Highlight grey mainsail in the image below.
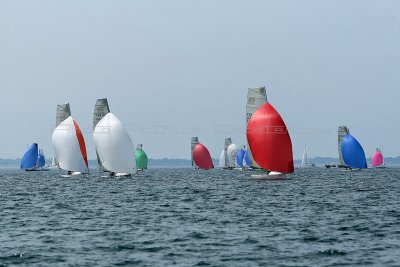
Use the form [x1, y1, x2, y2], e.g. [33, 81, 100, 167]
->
[93, 98, 111, 172]
[246, 86, 267, 168]
[56, 103, 71, 128]
[191, 137, 199, 168]
[338, 126, 349, 166]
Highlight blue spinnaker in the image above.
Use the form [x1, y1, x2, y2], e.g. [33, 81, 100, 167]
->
[20, 143, 39, 170]
[341, 134, 367, 169]
[244, 149, 251, 167]
[236, 149, 245, 167]
[38, 152, 46, 168]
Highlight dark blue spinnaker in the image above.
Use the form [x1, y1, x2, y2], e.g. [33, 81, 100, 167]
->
[244, 149, 251, 167]
[341, 134, 367, 169]
[38, 151, 46, 168]
[20, 143, 39, 170]
[236, 149, 245, 167]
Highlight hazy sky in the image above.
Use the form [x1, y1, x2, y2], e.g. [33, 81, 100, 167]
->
[1, 0, 399, 160]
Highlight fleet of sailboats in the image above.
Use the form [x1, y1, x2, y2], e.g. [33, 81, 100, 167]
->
[18, 89, 388, 176]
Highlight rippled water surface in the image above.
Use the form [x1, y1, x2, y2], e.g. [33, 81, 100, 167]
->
[1, 167, 400, 266]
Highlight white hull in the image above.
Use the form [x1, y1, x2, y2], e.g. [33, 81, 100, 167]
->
[60, 172, 84, 178]
[373, 165, 386, 169]
[250, 171, 286, 179]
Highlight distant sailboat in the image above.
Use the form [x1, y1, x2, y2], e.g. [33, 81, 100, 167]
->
[20, 143, 48, 171]
[52, 103, 89, 176]
[191, 137, 214, 170]
[93, 112, 136, 177]
[219, 138, 238, 169]
[372, 148, 386, 168]
[246, 95, 294, 179]
[191, 137, 199, 168]
[236, 146, 251, 170]
[135, 144, 148, 171]
[341, 133, 367, 170]
[301, 145, 309, 167]
[246, 87, 267, 169]
[300, 145, 315, 168]
[93, 98, 111, 173]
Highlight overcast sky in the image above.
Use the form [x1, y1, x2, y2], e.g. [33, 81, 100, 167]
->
[1, 0, 399, 160]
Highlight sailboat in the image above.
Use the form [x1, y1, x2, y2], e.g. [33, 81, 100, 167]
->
[20, 143, 48, 171]
[372, 148, 386, 168]
[191, 137, 214, 170]
[300, 145, 315, 167]
[52, 103, 89, 177]
[246, 94, 294, 179]
[135, 144, 148, 171]
[93, 111, 136, 177]
[219, 138, 238, 169]
[341, 131, 367, 170]
[93, 98, 111, 173]
[246, 87, 267, 169]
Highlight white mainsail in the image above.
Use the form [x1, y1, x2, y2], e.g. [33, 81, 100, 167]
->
[219, 150, 227, 168]
[93, 113, 135, 174]
[93, 98, 111, 172]
[52, 116, 88, 173]
[246, 87, 267, 168]
[301, 145, 308, 167]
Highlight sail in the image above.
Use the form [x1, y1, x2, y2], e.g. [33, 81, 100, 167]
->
[338, 126, 349, 166]
[54, 103, 71, 167]
[20, 143, 39, 170]
[56, 103, 71, 128]
[37, 149, 46, 168]
[246, 87, 267, 168]
[93, 98, 111, 171]
[227, 143, 238, 167]
[135, 144, 148, 170]
[52, 116, 89, 173]
[372, 148, 384, 167]
[244, 149, 251, 167]
[193, 143, 214, 170]
[341, 133, 367, 169]
[93, 113, 135, 174]
[301, 145, 308, 167]
[236, 149, 245, 167]
[246, 102, 294, 173]
[219, 150, 227, 168]
[191, 137, 199, 167]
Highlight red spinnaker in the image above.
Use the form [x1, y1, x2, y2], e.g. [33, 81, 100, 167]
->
[193, 143, 214, 170]
[73, 120, 88, 168]
[246, 103, 294, 173]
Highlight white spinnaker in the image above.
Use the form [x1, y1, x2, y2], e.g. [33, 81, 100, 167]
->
[227, 143, 238, 167]
[219, 150, 227, 168]
[52, 116, 88, 173]
[93, 113, 135, 174]
[246, 87, 266, 168]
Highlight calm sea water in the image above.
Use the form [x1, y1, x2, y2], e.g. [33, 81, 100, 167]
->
[0, 167, 399, 266]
